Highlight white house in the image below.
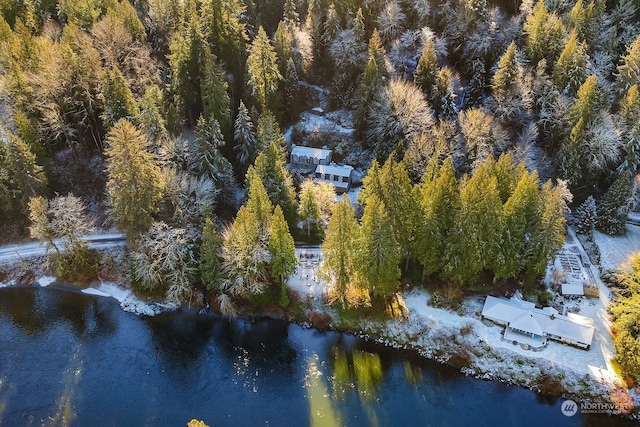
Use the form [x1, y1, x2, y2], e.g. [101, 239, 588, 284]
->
[481, 294, 594, 349]
[314, 164, 354, 193]
[290, 145, 332, 171]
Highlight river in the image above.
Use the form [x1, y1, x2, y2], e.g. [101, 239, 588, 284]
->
[0, 287, 634, 426]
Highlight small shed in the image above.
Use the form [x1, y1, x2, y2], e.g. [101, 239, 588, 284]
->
[561, 283, 585, 297]
[290, 145, 332, 171]
[314, 164, 354, 193]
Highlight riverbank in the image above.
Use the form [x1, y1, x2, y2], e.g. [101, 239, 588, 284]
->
[1, 243, 639, 418]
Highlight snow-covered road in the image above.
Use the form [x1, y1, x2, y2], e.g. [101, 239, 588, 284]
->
[0, 233, 126, 262]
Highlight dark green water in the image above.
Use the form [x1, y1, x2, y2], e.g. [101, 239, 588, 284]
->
[0, 287, 634, 426]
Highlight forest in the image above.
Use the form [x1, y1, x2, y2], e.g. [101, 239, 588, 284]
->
[0, 0, 639, 336]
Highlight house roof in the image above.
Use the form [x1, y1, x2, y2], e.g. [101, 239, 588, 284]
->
[482, 295, 594, 346]
[315, 164, 354, 177]
[291, 145, 332, 160]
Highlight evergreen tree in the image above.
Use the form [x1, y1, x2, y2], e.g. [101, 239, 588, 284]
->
[256, 109, 286, 153]
[247, 26, 282, 110]
[283, 58, 301, 122]
[597, 172, 634, 235]
[245, 169, 274, 242]
[574, 195, 597, 239]
[105, 119, 163, 244]
[101, 66, 140, 128]
[138, 85, 167, 139]
[273, 21, 294, 77]
[222, 205, 269, 297]
[433, 67, 457, 120]
[251, 141, 298, 230]
[453, 159, 503, 285]
[419, 157, 460, 277]
[200, 53, 231, 133]
[356, 194, 402, 299]
[320, 195, 358, 307]
[168, 7, 208, 125]
[523, 0, 565, 68]
[414, 39, 439, 98]
[524, 180, 569, 286]
[353, 53, 383, 138]
[617, 34, 640, 96]
[234, 100, 258, 168]
[298, 179, 335, 239]
[268, 206, 298, 284]
[200, 217, 224, 292]
[499, 169, 541, 279]
[492, 42, 524, 125]
[553, 29, 589, 96]
[283, 0, 300, 30]
[0, 131, 47, 216]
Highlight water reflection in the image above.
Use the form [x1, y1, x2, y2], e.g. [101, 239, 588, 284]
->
[330, 347, 386, 402]
[0, 287, 117, 338]
[305, 355, 343, 427]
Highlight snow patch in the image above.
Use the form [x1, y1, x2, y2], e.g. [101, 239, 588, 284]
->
[37, 276, 57, 287]
[83, 281, 178, 316]
[593, 224, 640, 271]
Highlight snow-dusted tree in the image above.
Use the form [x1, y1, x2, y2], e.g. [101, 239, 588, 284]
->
[353, 33, 388, 137]
[433, 67, 458, 120]
[222, 205, 270, 297]
[320, 195, 359, 307]
[29, 195, 96, 280]
[283, 0, 300, 30]
[619, 85, 640, 173]
[268, 206, 298, 284]
[138, 85, 167, 139]
[329, 28, 367, 104]
[597, 172, 634, 235]
[200, 217, 224, 292]
[247, 26, 282, 110]
[233, 100, 258, 168]
[567, 0, 601, 52]
[131, 222, 197, 302]
[523, 0, 565, 68]
[105, 119, 163, 244]
[283, 57, 301, 122]
[553, 29, 589, 96]
[574, 195, 597, 239]
[355, 194, 401, 299]
[414, 39, 439, 98]
[366, 78, 434, 161]
[101, 66, 140, 129]
[322, 3, 341, 45]
[458, 107, 509, 172]
[298, 179, 335, 239]
[251, 141, 298, 230]
[376, 0, 406, 43]
[616, 34, 640, 96]
[200, 53, 231, 133]
[492, 42, 525, 125]
[256, 109, 286, 153]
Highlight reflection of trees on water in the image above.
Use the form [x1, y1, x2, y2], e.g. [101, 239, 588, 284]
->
[144, 311, 214, 365]
[0, 288, 117, 338]
[219, 318, 298, 376]
[330, 347, 384, 401]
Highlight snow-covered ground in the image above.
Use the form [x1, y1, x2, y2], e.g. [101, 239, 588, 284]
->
[594, 224, 640, 272]
[81, 280, 178, 316]
[284, 231, 633, 401]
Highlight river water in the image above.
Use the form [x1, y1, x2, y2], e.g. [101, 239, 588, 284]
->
[0, 287, 634, 426]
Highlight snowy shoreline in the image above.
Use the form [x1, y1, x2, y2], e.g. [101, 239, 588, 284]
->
[1, 274, 638, 418]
